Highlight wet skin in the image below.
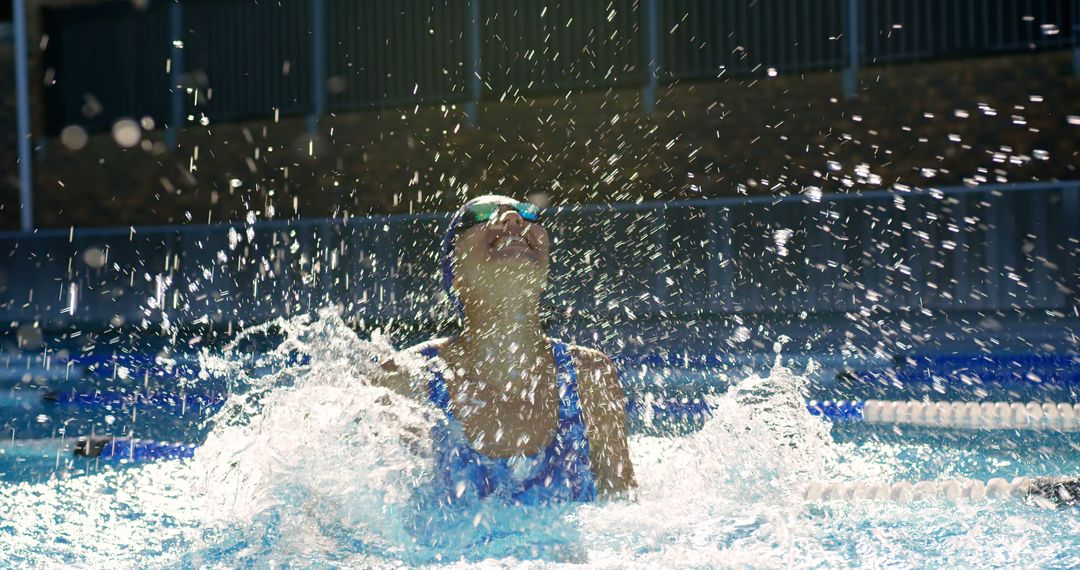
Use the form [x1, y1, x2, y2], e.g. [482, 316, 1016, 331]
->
[380, 198, 636, 496]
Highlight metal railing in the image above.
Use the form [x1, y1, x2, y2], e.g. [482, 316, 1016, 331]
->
[38, 0, 1077, 135]
[1, 180, 1076, 330]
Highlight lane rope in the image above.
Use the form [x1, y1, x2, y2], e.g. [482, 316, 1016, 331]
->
[803, 476, 1080, 508]
[808, 399, 1080, 432]
[73, 436, 197, 461]
[0, 436, 196, 462]
[7, 387, 1078, 433]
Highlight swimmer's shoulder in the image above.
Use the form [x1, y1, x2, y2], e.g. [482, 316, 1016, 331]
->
[562, 342, 637, 493]
[563, 344, 623, 397]
[564, 343, 616, 373]
[372, 338, 447, 399]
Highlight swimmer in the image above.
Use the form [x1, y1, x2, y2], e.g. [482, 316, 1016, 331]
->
[377, 195, 635, 504]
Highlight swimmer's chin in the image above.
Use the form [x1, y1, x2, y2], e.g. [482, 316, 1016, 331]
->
[485, 233, 543, 262]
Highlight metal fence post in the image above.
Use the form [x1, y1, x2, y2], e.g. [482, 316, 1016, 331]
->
[1074, 0, 1080, 77]
[308, 0, 326, 134]
[641, 0, 660, 115]
[465, 0, 482, 127]
[167, 0, 184, 149]
[13, 0, 33, 232]
[843, 0, 859, 98]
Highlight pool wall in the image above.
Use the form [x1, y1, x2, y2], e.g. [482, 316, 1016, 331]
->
[0, 180, 1076, 339]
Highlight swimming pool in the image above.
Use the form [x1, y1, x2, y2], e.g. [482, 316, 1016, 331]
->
[1, 310, 1078, 568]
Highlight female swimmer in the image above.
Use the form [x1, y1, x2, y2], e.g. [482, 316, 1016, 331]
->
[379, 195, 635, 504]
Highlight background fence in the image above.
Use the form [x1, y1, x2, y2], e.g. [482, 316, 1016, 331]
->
[1, 180, 1076, 330]
[39, 0, 1079, 135]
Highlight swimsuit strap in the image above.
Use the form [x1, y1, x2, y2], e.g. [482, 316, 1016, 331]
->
[420, 338, 597, 502]
[546, 339, 598, 501]
[417, 343, 452, 413]
[418, 339, 585, 430]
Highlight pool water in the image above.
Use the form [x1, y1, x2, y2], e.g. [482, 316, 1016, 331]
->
[1, 310, 1078, 568]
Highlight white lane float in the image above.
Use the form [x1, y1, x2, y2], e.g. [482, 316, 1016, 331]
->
[809, 399, 1080, 432]
[803, 476, 1080, 508]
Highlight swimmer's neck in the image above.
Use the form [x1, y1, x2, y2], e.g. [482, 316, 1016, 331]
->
[457, 296, 548, 361]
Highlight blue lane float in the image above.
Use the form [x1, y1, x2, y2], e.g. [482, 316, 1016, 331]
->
[806, 399, 865, 421]
[73, 436, 197, 462]
[838, 366, 1080, 386]
[12, 382, 1080, 434]
[838, 353, 1080, 386]
[612, 353, 769, 369]
[42, 389, 226, 412]
[32, 388, 712, 424]
[24, 387, 1079, 433]
[893, 353, 1080, 371]
[9, 397, 1073, 466]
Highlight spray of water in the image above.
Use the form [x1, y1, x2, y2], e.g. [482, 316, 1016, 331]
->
[2, 310, 1077, 568]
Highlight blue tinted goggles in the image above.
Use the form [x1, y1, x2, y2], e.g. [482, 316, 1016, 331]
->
[456, 200, 543, 233]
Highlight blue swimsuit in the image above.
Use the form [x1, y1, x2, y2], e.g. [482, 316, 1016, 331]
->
[418, 340, 598, 506]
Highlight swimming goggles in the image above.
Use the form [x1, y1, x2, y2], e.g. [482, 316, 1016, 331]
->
[456, 200, 542, 233]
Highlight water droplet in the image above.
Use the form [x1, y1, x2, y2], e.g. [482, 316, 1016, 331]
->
[60, 125, 89, 150]
[82, 247, 107, 269]
[1040, 23, 1059, 35]
[112, 119, 142, 148]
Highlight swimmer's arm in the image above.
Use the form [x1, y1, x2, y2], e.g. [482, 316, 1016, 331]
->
[574, 347, 637, 498]
[369, 346, 429, 400]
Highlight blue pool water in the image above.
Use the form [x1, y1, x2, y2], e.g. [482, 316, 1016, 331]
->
[1, 311, 1078, 568]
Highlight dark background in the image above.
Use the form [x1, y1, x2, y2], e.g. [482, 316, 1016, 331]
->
[0, 0, 1077, 229]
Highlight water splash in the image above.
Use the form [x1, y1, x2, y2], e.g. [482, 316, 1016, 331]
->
[1, 310, 1078, 567]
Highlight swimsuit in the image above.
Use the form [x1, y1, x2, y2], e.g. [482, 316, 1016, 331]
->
[418, 339, 597, 506]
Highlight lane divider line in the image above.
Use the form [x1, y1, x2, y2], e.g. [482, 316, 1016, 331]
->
[808, 399, 1080, 432]
[803, 476, 1080, 508]
[0, 436, 196, 463]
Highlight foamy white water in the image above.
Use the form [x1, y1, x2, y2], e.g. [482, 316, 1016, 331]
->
[1, 309, 1077, 568]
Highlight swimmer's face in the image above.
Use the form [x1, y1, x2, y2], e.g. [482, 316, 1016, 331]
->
[452, 197, 550, 304]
